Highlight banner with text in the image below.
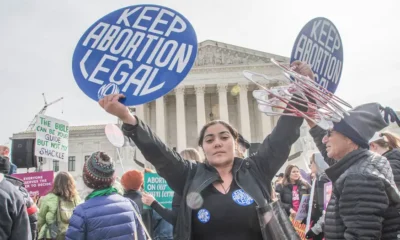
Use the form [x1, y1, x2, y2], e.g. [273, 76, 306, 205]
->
[291, 17, 343, 93]
[72, 4, 198, 106]
[144, 172, 174, 209]
[35, 114, 69, 161]
[295, 194, 310, 221]
[12, 171, 54, 197]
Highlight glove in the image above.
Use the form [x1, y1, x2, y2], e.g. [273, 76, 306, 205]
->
[305, 229, 317, 239]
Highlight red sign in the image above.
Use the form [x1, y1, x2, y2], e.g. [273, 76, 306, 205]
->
[12, 171, 54, 197]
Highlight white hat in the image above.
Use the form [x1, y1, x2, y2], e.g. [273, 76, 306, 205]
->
[369, 132, 384, 144]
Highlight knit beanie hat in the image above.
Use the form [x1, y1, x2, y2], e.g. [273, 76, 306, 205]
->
[83, 151, 116, 189]
[332, 103, 398, 149]
[0, 155, 10, 174]
[121, 170, 144, 191]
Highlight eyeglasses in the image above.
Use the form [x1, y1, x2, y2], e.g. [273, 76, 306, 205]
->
[326, 129, 333, 137]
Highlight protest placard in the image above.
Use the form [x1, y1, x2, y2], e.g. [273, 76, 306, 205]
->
[324, 181, 333, 210]
[144, 172, 174, 209]
[291, 17, 343, 93]
[295, 194, 310, 221]
[35, 114, 69, 161]
[72, 5, 198, 105]
[12, 171, 54, 197]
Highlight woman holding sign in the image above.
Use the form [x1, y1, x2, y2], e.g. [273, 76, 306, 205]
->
[99, 61, 313, 240]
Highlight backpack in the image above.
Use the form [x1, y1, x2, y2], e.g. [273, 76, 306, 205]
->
[48, 198, 77, 240]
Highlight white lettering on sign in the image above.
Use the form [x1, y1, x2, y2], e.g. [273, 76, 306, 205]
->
[293, 19, 342, 86]
[79, 6, 194, 97]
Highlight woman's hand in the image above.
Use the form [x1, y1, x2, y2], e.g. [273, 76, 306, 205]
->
[98, 94, 137, 125]
[141, 192, 156, 206]
[290, 208, 297, 218]
[291, 60, 314, 80]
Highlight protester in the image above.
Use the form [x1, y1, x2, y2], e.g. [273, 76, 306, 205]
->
[237, 133, 250, 157]
[274, 173, 284, 188]
[308, 103, 400, 240]
[121, 169, 145, 214]
[0, 145, 17, 174]
[305, 153, 330, 240]
[38, 171, 80, 240]
[0, 156, 32, 240]
[275, 164, 311, 218]
[98, 61, 312, 240]
[0, 154, 38, 240]
[66, 151, 146, 240]
[369, 131, 400, 188]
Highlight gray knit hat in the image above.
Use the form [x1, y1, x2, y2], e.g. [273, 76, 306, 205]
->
[332, 103, 399, 149]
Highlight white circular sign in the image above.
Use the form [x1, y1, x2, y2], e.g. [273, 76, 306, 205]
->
[105, 124, 125, 148]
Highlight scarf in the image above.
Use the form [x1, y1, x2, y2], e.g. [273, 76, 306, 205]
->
[85, 187, 118, 201]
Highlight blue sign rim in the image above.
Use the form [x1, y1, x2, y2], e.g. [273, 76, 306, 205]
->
[290, 17, 343, 94]
[72, 4, 198, 106]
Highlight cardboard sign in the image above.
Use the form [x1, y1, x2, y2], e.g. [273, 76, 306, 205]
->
[35, 114, 69, 161]
[295, 194, 310, 221]
[290, 217, 307, 240]
[324, 181, 333, 210]
[144, 173, 174, 209]
[72, 5, 198, 105]
[12, 171, 54, 197]
[291, 17, 343, 93]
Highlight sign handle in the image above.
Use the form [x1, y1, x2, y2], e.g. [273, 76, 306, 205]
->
[116, 148, 125, 173]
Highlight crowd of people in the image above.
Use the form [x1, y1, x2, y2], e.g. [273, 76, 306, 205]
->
[1, 61, 400, 239]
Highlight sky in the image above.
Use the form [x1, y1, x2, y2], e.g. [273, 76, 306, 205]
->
[1, 0, 399, 145]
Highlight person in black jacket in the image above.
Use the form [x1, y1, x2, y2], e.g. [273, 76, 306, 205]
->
[99, 61, 312, 240]
[0, 157, 32, 240]
[275, 164, 311, 218]
[0, 155, 38, 240]
[305, 152, 330, 240]
[369, 131, 400, 189]
[308, 103, 400, 240]
[121, 169, 145, 213]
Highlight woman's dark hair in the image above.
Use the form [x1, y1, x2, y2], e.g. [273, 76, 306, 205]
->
[51, 171, 78, 201]
[198, 120, 239, 147]
[282, 164, 299, 186]
[374, 132, 400, 150]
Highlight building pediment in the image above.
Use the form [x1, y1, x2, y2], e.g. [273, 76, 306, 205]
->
[193, 40, 289, 67]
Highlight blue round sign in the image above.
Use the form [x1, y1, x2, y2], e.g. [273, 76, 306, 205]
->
[72, 5, 198, 105]
[290, 17, 343, 94]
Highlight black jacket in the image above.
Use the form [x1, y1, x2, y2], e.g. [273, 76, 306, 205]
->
[151, 193, 181, 226]
[384, 148, 400, 189]
[0, 174, 32, 240]
[122, 114, 303, 240]
[275, 180, 310, 215]
[5, 175, 38, 240]
[311, 126, 400, 240]
[124, 190, 143, 214]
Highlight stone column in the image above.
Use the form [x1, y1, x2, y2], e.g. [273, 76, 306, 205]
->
[257, 84, 273, 137]
[239, 83, 251, 141]
[175, 87, 186, 151]
[156, 96, 166, 142]
[195, 85, 206, 135]
[134, 105, 145, 121]
[217, 84, 229, 122]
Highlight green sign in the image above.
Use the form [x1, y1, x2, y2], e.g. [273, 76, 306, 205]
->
[144, 173, 174, 209]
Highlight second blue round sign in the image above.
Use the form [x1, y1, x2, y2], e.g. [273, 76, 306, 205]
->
[72, 5, 198, 105]
[291, 17, 343, 94]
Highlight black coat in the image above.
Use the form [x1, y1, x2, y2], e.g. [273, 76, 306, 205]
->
[122, 113, 304, 240]
[384, 148, 400, 189]
[311, 126, 400, 240]
[124, 190, 143, 214]
[275, 180, 310, 215]
[0, 174, 32, 240]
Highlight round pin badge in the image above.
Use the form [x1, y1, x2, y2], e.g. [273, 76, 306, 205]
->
[197, 209, 211, 223]
[232, 189, 254, 206]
